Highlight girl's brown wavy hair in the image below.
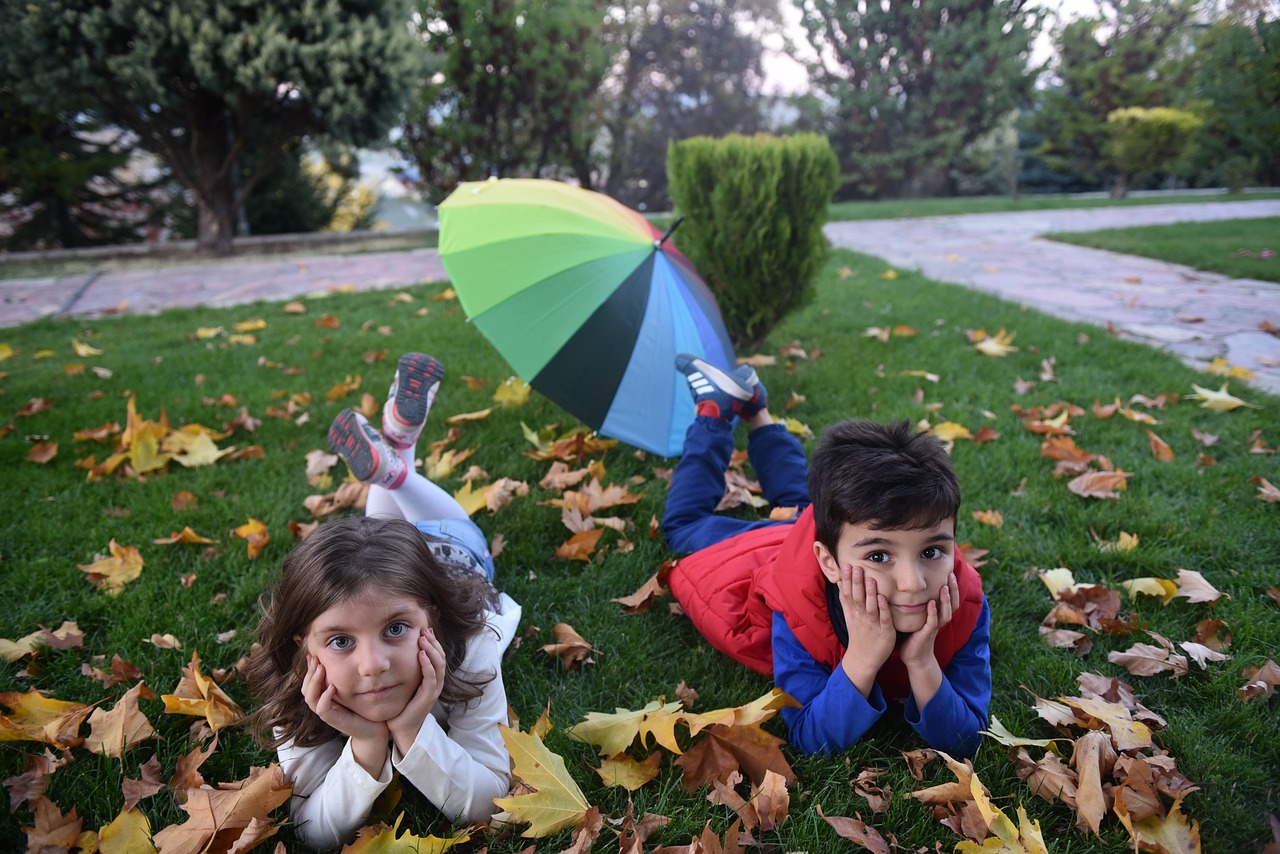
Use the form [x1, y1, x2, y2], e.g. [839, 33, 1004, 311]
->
[246, 515, 496, 750]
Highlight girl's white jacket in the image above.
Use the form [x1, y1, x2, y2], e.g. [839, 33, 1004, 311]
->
[277, 592, 521, 851]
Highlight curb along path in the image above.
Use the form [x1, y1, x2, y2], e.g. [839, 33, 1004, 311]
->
[2, 201, 1277, 395]
[824, 200, 1280, 395]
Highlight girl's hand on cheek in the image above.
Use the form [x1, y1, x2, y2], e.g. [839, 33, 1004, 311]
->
[388, 627, 446, 755]
[301, 654, 387, 744]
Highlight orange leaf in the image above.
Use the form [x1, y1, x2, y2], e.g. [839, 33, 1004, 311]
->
[324, 373, 361, 401]
[971, 509, 1004, 528]
[26, 442, 58, 463]
[151, 764, 291, 853]
[611, 571, 669, 614]
[153, 526, 215, 545]
[556, 528, 604, 562]
[161, 651, 244, 731]
[1067, 470, 1133, 499]
[312, 313, 340, 328]
[1146, 429, 1175, 461]
[539, 623, 594, 669]
[0, 690, 92, 748]
[21, 797, 84, 852]
[232, 518, 269, 559]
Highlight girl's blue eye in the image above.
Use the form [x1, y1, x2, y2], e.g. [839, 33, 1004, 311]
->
[327, 636, 352, 651]
[386, 622, 409, 638]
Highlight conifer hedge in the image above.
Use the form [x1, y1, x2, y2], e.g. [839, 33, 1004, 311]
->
[666, 133, 839, 350]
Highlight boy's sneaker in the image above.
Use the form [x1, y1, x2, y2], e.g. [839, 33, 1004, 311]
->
[675, 353, 760, 421]
[733, 365, 768, 418]
[382, 352, 445, 449]
[327, 409, 408, 489]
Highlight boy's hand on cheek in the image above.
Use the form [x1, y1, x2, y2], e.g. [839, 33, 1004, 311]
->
[388, 627, 446, 755]
[900, 571, 957, 667]
[837, 565, 896, 697]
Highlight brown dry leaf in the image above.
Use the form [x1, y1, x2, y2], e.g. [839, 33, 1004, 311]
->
[676, 681, 699, 710]
[161, 651, 244, 731]
[1115, 795, 1201, 854]
[168, 737, 218, 796]
[909, 751, 980, 805]
[1192, 619, 1231, 651]
[232, 517, 269, 559]
[1071, 729, 1117, 835]
[540, 623, 594, 669]
[852, 767, 892, 814]
[444, 407, 494, 424]
[485, 477, 529, 513]
[1173, 568, 1228, 603]
[817, 804, 891, 854]
[539, 461, 591, 491]
[1062, 695, 1154, 751]
[304, 480, 369, 517]
[493, 725, 591, 838]
[123, 754, 166, 810]
[1068, 470, 1133, 499]
[611, 571, 669, 614]
[2, 750, 68, 812]
[1237, 659, 1280, 702]
[1146, 430, 1176, 461]
[1251, 476, 1280, 503]
[21, 796, 86, 852]
[78, 539, 144, 595]
[26, 441, 58, 463]
[596, 752, 662, 791]
[304, 449, 339, 487]
[1178, 641, 1230, 669]
[1, 621, 84, 663]
[559, 807, 603, 854]
[556, 528, 604, 562]
[678, 722, 795, 790]
[84, 681, 158, 757]
[901, 748, 938, 781]
[146, 633, 182, 650]
[0, 689, 92, 748]
[152, 763, 291, 854]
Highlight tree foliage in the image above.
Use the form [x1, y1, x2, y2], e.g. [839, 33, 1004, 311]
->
[598, 0, 778, 211]
[1027, 0, 1196, 194]
[1188, 15, 1280, 189]
[0, 0, 418, 254]
[399, 0, 609, 202]
[1105, 107, 1203, 198]
[795, 0, 1041, 199]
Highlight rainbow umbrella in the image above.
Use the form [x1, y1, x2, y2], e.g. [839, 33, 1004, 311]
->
[437, 177, 735, 457]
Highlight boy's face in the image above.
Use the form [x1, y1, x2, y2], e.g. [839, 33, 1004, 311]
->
[814, 517, 956, 634]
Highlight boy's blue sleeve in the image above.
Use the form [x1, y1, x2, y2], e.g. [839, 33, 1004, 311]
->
[904, 598, 992, 758]
[773, 613, 886, 755]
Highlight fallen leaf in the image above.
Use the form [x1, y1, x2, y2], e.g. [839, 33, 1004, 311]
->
[1071, 730, 1116, 835]
[1236, 659, 1280, 702]
[556, 528, 604, 562]
[971, 509, 1003, 528]
[153, 527, 215, 545]
[611, 572, 669, 614]
[1187, 382, 1259, 412]
[817, 805, 891, 854]
[539, 623, 594, 669]
[1174, 568, 1228, 603]
[161, 651, 244, 731]
[1146, 430, 1175, 461]
[84, 682, 158, 758]
[493, 377, 531, 406]
[78, 540, 144, 595]
[1251, 476, 1280, 503]
[0, 690, 92, 748]
[152, 764, 290, 853]
[596, 752, 662, 791]
[232, 518, 269, 559]
[1067, 470, 1133, 499]
[122, 755, 166, 810]
[342, 814, 469, 853]
[21, 797, 84, 852]
[975, 328, 1018, 357]
[26, 442, 57, 463]
[493, 725, 591, 837]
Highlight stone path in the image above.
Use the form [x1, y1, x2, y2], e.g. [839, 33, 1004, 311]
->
[2, 200, 1277, 394]
[824, 200, 1280, 395]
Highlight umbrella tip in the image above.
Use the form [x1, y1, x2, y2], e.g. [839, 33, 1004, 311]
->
[655, 215, 685, 248]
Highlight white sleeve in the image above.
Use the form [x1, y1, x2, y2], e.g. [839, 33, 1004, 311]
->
[278, 733, 393, 851]
[392, 594, 521, 824]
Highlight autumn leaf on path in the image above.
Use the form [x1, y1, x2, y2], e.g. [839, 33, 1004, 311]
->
[78, 539, 144, 594]
[539, 623, 595, 669]
[161, 652, 244, 731]
[151, 763, 291, 854]
[1067, 470, 1133, 499]
[0, 689, 92, 748]
[85, 681, 158, 757]
[232, 517, 269, 559]
[342, 812, 470, 853]
[493, 725, 591, 838]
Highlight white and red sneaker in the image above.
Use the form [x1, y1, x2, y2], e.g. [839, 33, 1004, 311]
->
[382, 352, 445, 449]
[327, 408, 407, 489]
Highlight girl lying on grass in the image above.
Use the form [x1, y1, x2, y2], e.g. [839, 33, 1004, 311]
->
[247, 353, 520, 850]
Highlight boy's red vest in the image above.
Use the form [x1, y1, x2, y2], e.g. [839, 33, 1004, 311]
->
[667, 506, 984, 700]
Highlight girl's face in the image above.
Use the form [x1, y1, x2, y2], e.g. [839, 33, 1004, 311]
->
[301, 591, 433, 722]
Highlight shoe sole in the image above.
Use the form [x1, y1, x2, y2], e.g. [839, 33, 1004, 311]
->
[327, 411, 380, 483]
[391, 353, 445, 428]
[676, 354, 754, 401]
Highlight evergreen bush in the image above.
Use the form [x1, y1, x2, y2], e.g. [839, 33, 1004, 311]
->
[666, 133, 839, 351]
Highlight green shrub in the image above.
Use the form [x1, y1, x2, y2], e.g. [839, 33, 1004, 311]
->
[1105, 106, 1203, 198]
[666, 133, 839, 351]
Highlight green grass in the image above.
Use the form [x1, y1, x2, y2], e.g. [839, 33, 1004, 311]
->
[2, 253, 1278, 851]
[827, 190, 1280, 221]
[1048, 217, 1280, 284]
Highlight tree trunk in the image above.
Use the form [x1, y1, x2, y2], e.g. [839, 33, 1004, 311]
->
[190, 98, 238, 256]
[1111, 171, 1131, 199]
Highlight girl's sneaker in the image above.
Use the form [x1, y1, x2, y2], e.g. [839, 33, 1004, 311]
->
[327, 409, 407, 489]
[382, 352, 445, 449]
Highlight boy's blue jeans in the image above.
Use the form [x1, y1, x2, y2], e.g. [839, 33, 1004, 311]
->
[662, 416, 812, 554]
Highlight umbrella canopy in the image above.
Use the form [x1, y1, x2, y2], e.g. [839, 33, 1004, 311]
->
[438, 177, 735, 457]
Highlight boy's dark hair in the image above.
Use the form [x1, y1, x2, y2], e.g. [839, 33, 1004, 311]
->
[807, 418, 961, 551]
[246, 515, 495, 750]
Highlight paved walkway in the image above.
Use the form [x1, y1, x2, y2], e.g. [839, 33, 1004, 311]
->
[2, 201, 1277, 394]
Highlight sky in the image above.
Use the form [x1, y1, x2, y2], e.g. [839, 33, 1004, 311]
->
[760, 0, 1105, 95]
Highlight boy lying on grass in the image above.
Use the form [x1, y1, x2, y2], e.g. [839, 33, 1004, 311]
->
[663, 356, 990, 756]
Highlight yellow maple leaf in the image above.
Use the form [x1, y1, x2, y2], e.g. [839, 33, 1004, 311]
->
[956, 770, 1049, 854]
[1188, 381, 1260, 412]
[194, 326, 225, 340]
[343, 813, 469, 853]
[0, 343, 14, 361]
[452, 479, 490, 516]
[880, 269, 899, 280]
[568, 700, 681, 757]
[494, 725, 591, 837]
[1119, 576, 1178, 605]
[164, 430, 233, 467]
[975, 328, 1019, 357]
[1204, 356, 1256, 380]
[444, 407, 495, 424]
[78, 540, 144, 595]
[783, 417, 813, 439]
[153, 527, 216, 545]
[96, 807, 154, 852]
[72, 338, 103, 356]
[1096, 530, 1140, 553]
[596, 753, 662, 791]
[1115, 796, 1201, 854]
[129, 422, 171, 473]
[493, 377, 531, 406]
[932, 421, 973, 442]
[161, 651, 244, 731]
[233, 319, 266, 332]
[0, 689, 93, 748]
